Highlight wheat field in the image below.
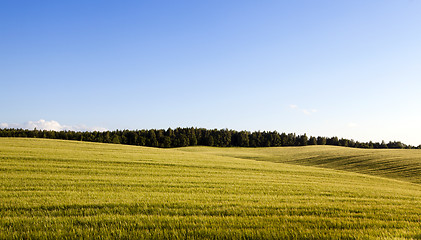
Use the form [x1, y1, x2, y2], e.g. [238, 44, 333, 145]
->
[1, 138, 420, 239]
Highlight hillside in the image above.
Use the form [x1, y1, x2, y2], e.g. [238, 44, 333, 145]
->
[179, 146, 421, 184]
[1, 138, 421, 239]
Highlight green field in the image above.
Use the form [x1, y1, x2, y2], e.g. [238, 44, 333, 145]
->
[180, 146, 421, 184]
[1, 138, 421, 239]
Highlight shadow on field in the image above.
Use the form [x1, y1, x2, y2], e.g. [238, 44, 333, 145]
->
[410, 233, 421, 239]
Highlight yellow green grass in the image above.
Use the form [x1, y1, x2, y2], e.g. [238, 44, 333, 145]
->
[179, 146, 421, 184]
[1, 138, 421, 239]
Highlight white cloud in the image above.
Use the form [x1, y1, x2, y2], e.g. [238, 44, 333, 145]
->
[0, 119, 107, 132]
[347, 122, 358, 128]
[302, 109, 310, 115]
[289, 104, 317, 116]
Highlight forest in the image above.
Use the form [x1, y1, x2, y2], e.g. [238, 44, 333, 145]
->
[0, 128, 419, 149]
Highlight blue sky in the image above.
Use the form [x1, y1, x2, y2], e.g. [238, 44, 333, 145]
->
[1, 0, 421, 145]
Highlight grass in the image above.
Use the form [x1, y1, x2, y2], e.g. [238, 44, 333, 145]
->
[1, 138, 421, 239]
[179, 146, 421, 184]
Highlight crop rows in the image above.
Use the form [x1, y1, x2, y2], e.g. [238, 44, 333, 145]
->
[1, 138, 421, 239]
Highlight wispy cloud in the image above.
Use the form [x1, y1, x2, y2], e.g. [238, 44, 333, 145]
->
[289, 104, 317, 115]
[0, 119, 107, 132]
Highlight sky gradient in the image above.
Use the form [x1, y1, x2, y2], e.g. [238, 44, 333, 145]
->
[1, 1, 421, 145]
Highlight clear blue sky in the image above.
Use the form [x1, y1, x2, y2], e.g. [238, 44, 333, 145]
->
[1, 0, 421, 145]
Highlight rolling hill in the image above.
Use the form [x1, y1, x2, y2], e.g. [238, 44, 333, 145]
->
[178, 145, 421, 184]
[1, 138, 420, 239]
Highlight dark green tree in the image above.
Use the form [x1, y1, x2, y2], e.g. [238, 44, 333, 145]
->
[148, 130, 158, 147]
[308, 136, 317, 145]
[299, 134, 308, 146]
[112, 135, 120, 144]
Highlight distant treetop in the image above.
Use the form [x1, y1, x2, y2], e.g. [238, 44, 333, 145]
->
[0, 128, 418, 149]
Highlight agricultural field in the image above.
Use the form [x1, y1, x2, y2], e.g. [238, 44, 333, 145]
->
[180, 146, 421, 184]
[1, 138, 421, 239]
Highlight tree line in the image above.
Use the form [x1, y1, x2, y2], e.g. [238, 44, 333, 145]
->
[0, 128, 419, 149]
